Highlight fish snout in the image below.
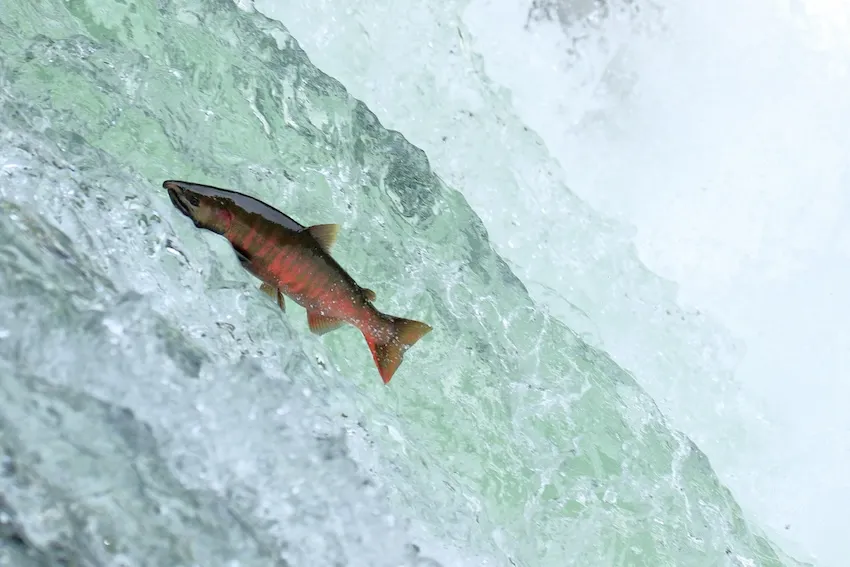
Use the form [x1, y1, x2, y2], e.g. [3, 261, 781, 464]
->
[164, 181, 200, 220]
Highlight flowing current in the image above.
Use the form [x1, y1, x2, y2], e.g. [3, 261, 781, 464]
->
[0, 0, 841, 565]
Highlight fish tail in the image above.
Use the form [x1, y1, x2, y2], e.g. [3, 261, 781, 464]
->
[364, 315, 432, 384]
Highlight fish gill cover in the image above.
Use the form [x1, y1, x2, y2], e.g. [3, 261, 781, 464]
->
[0, 0, 808, 566]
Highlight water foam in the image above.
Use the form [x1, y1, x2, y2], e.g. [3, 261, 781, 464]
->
[0, 0, 823, 564]
[464, 1, 850, 563]
[261, 0, 848, 564]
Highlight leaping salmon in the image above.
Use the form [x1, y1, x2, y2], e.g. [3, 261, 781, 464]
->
[163, 179, 432, 384]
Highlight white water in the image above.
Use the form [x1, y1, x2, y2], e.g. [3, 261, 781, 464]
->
[253, 0, 850, 564]
[464, 0, 850, 564]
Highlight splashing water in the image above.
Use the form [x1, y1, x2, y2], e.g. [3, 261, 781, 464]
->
[0, 0, 814, 565]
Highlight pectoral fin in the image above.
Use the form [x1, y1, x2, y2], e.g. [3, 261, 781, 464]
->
[234, 247, 261, 278]
[259, 283, 285, 311]
[234, 247, 250, 264]
[307, 310, 345, 335]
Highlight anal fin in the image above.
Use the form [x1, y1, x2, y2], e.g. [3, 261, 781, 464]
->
[307, 310, 345, 335]
[259, 283, 285, 311]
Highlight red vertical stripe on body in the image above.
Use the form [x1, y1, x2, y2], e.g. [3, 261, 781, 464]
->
[267, 249, 286, 275]
[280, 249, 297, 274]
[239, 223, 259, 252]
[255, 234, 277, 261]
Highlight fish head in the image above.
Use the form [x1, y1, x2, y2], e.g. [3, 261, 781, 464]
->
[163, 180, 233, 234]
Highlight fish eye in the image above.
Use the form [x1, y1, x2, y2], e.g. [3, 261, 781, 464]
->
[187, 194, 200, 206]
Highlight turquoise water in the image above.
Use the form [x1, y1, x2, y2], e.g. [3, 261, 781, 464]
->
[0, 0, 810, 565]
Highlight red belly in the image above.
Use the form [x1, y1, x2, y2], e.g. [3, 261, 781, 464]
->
[267, 245, 363, 322]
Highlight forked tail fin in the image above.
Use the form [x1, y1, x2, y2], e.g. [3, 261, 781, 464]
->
[364, 315, 432, 384]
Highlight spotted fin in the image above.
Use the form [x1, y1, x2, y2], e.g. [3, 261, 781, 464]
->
[307, 223, 340, 253]
[259, 283, 285, 311]
[363, 316, 432, 384]
[307, 310, 345, 335]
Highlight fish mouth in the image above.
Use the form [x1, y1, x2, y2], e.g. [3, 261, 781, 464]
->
[164, 180, 197, 220]
[167, 187, 193, 218]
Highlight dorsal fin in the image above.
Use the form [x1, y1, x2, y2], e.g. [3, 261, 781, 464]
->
[307, 223, 340, 253]
[362, 288, 376, 302]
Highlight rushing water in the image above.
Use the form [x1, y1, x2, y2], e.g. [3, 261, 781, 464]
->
[0, 0, 814, 565]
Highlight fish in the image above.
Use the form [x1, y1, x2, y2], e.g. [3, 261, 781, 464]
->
[163, 179, 432, 384]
